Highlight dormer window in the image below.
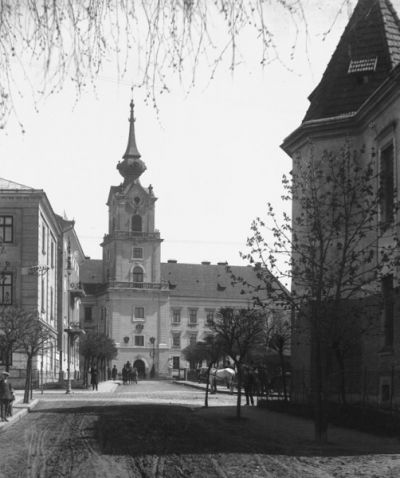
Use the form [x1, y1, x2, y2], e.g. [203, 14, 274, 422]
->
[132, 215, 142, 232]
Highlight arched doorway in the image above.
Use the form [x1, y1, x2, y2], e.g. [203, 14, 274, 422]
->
[134, 359, 146, 379]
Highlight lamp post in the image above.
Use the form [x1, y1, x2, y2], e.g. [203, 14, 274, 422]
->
[149, 336, 156, 378]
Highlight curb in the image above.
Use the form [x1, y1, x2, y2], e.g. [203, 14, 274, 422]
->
[173, 380, 236, 395]
[0, 398, 39, 432]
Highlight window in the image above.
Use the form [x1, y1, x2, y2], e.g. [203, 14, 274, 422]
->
[172, 333, 181, 348]
[206, 310, 215, 325]
[0, 348, 12, 366]
[0, 273, 12, 305]
[132, 215, 142, 232]
[135, 335, 144, 346]
[189, 334, 197, 346]
[172, 356, 180, 369]
[50, 286, 54, 321]
[0, 216, 13, 243]
[132, 266, 143, 283]
[172, 309, 181, 324]
[133, 247, 143, 259]
[135, 307, 144, 319]
[382, 275, 394, 347]
[189, 309, 197, 325]
[42, 225, 46, 254]
[50, 241, 54, 268]
[84, 307, 93, 322]
[380, 143, 394, 228]
[41, 277, 45, 312]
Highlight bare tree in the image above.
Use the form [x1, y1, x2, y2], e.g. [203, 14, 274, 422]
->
[210, 307, 266, 418]
[182, 335, 225, 407]
[0, 306, 30, 372]
[237, 143, 399, 441]
[19, 315, 52, 403]
[0, 0, 345, 128]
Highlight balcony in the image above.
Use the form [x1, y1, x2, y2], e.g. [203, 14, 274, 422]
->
[103, 230, 161, 243]
[108, 281, 169, 290]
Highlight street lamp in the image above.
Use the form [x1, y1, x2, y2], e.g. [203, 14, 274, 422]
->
[149, 336, 156, 378]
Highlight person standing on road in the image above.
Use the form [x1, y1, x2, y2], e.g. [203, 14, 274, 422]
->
[243, 365, 255, 406]
[90, 366, 98, 391]
[0, 371, 14, 421]
[111, 365, 118, 381]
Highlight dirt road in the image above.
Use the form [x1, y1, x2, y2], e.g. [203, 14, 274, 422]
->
[0, 381, 399, 477]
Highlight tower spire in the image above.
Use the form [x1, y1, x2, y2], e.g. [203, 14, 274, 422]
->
[123, 100, 141, 159]
[117, 100, 146, 184]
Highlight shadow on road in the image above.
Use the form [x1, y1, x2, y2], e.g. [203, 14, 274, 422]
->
[29, 403, 400, 458]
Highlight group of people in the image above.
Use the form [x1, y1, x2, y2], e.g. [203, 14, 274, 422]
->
[121, 361, 138, 385]
[0, 371, 14, 421]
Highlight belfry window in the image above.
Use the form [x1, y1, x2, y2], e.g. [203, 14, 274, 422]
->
[132, 266, 144, 283]
[132, 215, 142, 232]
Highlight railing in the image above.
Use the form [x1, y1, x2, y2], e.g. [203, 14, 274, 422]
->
[108, 281, 169, 290]
[103, 230, 161, 242]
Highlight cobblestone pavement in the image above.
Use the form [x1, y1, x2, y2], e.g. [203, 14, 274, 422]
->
[2, 380, 400, 478]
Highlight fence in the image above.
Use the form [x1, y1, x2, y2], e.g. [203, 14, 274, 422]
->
[290, 366, 400, 412]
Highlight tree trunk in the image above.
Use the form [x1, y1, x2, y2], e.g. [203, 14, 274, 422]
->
[279, 349, 287, 402]
[334, 348, 346, 405]
[23, 355, 32, 403]
[313, 327, 328, 443]
[236, 365, 242, 419]
[204, 364, 213, 408]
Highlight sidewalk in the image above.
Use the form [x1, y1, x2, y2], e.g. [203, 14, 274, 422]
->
[0, 380, 119, 432]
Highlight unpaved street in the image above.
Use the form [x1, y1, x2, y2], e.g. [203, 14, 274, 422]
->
[0, 381, 400, 477]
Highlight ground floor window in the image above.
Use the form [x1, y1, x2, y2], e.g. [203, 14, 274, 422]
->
[172, 356, 180, 369]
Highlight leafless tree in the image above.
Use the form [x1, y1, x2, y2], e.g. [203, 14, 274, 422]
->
[0, 1, 356, 128]
[211, 307, 266, 418]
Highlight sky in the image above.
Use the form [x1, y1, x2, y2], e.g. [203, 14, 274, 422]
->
[0, 0, 384, 267]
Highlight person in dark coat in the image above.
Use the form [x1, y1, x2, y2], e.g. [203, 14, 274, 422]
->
[90, 366, 98, 391]
[111, 365, 118, 381]
[0, 371, 14, 421]
[242, 365, 255, 406]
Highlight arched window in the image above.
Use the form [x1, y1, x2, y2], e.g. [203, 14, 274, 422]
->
[132, 266, 144, 283]
[131, 215, 142, 232]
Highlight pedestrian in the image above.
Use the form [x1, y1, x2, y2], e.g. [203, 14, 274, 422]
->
[0, 371, 14, 422]
[132, 366, 138, 384]
[111, 365, 118, 381]
[242, 365, 255, 406]
[90, 366, 98, 391]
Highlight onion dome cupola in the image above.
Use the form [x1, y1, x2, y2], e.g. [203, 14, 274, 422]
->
[117, 100, 147, 184]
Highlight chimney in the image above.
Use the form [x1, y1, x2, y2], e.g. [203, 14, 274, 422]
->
[168, 259, 177, 263]
[201, 261, 211, 265]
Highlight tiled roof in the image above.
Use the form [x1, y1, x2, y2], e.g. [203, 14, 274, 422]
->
[304, 0, 400, 121]
[0, 177, 34, 190]
[160, 262, 274, 301]
[81, 259, 281, 302]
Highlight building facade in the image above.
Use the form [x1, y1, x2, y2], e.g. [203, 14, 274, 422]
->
[0, 178, 85, 384]
[282, 0, 400, 405]
[81, 101, 272, 378]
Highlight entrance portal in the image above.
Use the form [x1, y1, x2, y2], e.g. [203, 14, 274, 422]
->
[134, 359, 146, 379]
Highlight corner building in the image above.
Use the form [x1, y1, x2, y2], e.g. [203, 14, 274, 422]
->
[282, 0, 400, 405]
[81, 101, 269, 378]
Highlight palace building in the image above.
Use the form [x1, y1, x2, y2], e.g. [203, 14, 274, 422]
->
[80, 101, 270, 378]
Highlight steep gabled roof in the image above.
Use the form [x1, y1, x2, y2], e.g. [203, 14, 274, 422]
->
[304, 0, 400, 122]
[0, 177, 33, 190]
